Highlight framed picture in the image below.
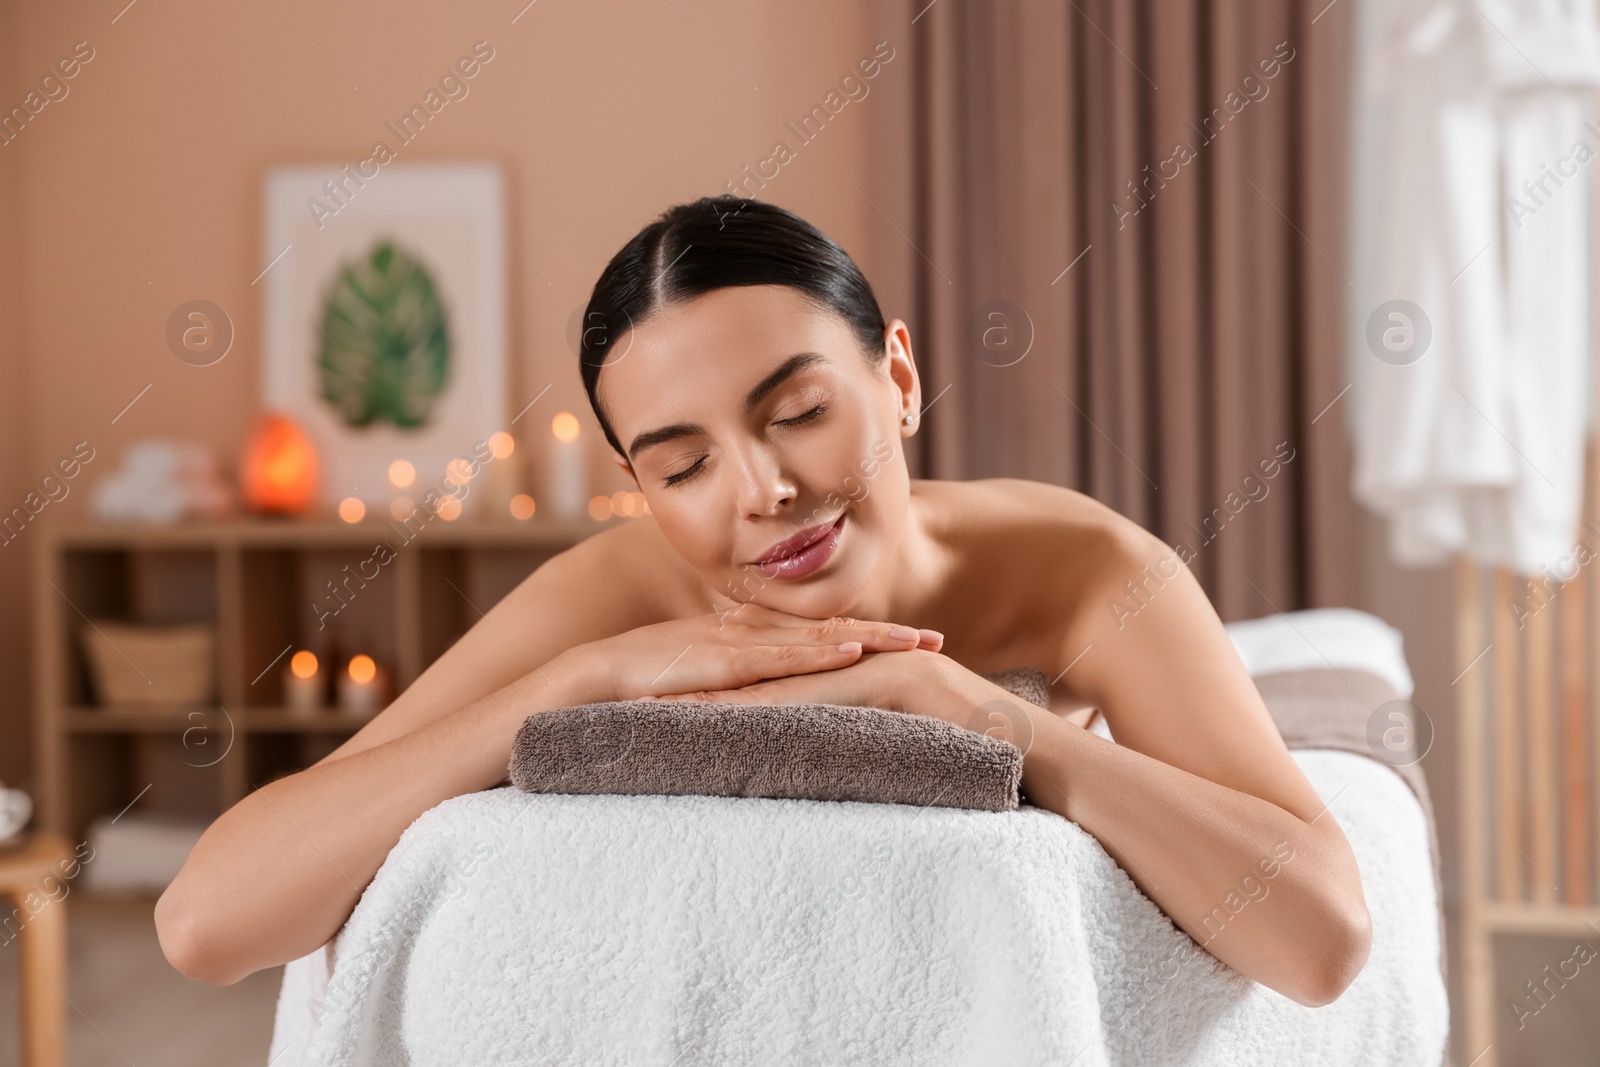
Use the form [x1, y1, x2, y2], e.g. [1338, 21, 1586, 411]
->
[260, 161, 507, 518]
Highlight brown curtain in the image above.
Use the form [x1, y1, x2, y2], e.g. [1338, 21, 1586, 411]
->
[863, 0, 1359, 621]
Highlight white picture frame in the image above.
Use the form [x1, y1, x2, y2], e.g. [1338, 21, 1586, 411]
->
[260, 161, 507, 518]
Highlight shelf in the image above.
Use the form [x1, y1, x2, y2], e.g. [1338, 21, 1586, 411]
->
[65, 708, 188, 733]
[44, 515, 617, 550]
[35, 515, 605, 839]
[239, 709, 378, 732]
[63, 706, 378, 733]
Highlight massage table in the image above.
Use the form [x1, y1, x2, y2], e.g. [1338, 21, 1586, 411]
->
[267, 608, 1449, 1066]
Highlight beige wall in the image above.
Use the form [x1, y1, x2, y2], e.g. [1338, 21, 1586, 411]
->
[0, 0, 883, 790]
[1, 0, 31, 789]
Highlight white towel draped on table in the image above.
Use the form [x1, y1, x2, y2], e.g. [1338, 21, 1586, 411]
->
[267, 611, 1445, 1067]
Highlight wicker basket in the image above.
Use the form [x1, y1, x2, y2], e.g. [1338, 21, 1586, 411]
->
[79, 619, 216, 706]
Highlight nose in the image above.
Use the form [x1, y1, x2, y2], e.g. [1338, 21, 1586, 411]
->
[734, 441, 797, 518]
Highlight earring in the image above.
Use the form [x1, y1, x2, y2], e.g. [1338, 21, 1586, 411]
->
[903, 413, 916, 426]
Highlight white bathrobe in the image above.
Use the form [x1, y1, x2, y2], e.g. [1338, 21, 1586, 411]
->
[1351, 0, 1600, 576]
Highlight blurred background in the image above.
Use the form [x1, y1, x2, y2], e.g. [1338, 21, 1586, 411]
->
[0, 0, 1597, 1063]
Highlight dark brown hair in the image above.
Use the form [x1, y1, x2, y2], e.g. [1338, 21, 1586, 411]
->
[578, 195, 888, 459]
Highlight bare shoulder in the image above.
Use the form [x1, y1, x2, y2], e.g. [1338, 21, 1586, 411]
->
[919, 476, 1165, 576]
[915, 478, 1169, 680]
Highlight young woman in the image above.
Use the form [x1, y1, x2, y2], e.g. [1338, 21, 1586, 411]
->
[156, 196, 1371, 1007]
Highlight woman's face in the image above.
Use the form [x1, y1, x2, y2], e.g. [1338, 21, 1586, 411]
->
[596, 284, 920, 619]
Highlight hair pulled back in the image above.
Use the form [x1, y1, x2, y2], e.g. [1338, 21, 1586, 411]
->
[578, 195, 888, 460]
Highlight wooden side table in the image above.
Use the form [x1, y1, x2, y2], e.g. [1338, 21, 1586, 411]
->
[0, 833, 71, 1067]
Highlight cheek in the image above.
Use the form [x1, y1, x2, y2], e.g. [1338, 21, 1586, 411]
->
[821, 441, 871, 499]
[835, 421, 904, 505]
[823, 427, 910, 551]
[848, 457, 909, 553]
[652, 495, 734, 573]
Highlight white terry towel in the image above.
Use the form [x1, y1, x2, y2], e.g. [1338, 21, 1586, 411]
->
[1351, 0, 1599, 576]
[273, 753, 1443, 1067]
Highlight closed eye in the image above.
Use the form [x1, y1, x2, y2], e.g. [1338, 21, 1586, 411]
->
[777, 403, 827, 427]
[662, 456, 705, 488]
[662, 404, 827, 488]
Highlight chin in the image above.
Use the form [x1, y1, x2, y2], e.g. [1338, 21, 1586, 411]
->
[774, 586, 861, 620]
[771, 556, 881, 619]
[706, 556, 841, 617]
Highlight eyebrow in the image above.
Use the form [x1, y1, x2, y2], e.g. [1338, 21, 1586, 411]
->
[625, 352, 828, 462]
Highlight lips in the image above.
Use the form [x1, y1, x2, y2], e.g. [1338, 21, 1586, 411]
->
[755, 513, 844, 564]
[752, 511, 851, 579]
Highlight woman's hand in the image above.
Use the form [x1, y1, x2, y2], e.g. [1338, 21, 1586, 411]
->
[643, 647, 1046, 757]
[561, 602, 945, 704]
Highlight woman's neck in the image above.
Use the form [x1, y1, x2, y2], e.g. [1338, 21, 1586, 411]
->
[858, 479, 957, 627]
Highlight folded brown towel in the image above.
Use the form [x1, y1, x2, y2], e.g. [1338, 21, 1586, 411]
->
[508, 668, 1050, 812]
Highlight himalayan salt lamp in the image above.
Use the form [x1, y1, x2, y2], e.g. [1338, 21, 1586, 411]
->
[239, 413, 319, 516]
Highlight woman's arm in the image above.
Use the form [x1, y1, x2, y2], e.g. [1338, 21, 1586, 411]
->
[918, 661, 1370, 1007]
[153, 529, 656, 985]
[1018, 711, 1369, 1007]
[154, 653, 594, 986]
[155, 525, 938, 986]
[639, 496, 1371, 1005]
[931, 523, 1372, 1007]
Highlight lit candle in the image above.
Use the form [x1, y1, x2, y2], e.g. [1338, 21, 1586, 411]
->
[548, 412, 586, 519]
[284, 650, 322, 716]
[338, 654, 384, 715]
[485, 431, 520, 519]
[389, 459, 416, 490]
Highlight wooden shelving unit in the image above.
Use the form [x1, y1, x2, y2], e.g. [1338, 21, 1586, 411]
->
[31, 515, 607, 841]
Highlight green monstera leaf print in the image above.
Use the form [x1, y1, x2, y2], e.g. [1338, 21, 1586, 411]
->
[317, 241, 451, 430]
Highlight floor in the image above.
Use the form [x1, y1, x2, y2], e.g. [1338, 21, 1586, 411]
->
[0, 895, 280, 1067]
[1482, 926, 1600, 1064]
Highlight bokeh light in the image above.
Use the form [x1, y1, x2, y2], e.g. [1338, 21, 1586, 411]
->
[347, 654, 376, 684]
[552, 412, 581, 442]
[290, 650, 318, 679]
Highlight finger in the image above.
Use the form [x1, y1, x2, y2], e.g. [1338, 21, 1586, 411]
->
[732, 639, 864, 683]
[645, 641, 864, 698]
[709, 669, 871, 711]
[826, 619, 944, 654]
[706, 607, 943, 665]
[763, 615, 933, 653]
[721, 603, 943, 652]
[649, 689, 751, 704]
[701, 689, 756, 703]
